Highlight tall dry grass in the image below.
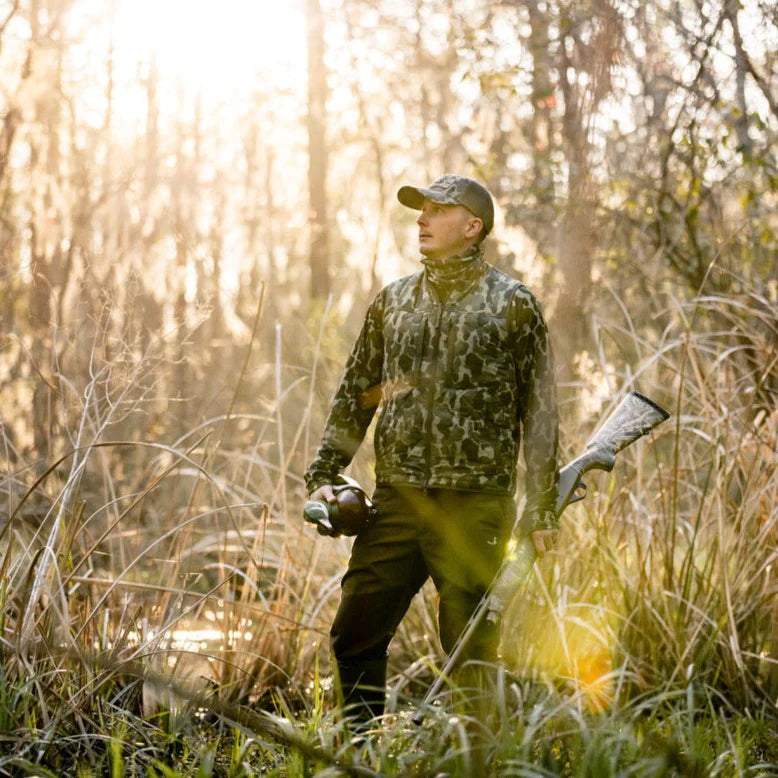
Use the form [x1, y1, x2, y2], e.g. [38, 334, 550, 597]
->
[501, 285, 778, 717]
[0, 283, 775, 774]
[0, 309, 351, 771]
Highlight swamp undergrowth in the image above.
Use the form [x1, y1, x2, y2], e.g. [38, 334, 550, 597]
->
[0, 288, 776, 776]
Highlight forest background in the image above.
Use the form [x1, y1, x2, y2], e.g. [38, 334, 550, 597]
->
[0, 0, 776, 775]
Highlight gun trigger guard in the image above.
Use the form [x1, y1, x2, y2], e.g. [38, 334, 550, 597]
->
[569, 480, 587, 505]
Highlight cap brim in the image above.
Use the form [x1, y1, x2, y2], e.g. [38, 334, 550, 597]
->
[397, 185, 449, 210]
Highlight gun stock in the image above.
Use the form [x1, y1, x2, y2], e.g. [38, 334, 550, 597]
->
[555, 391, 669, 516]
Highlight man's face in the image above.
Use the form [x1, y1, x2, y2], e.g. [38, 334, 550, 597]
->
[416, 200, 482, 261]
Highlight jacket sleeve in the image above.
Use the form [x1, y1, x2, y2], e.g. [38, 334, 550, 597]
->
[510, 287, 560, 534]
[304, 292, 385, 494]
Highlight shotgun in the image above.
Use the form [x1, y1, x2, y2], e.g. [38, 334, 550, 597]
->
[414, 391, 669, 720]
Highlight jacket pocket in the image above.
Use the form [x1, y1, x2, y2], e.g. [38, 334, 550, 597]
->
[445, 312, 508, 388]
[383, 309, 427, 391]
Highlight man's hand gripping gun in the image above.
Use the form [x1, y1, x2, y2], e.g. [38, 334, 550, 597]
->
[415, 391, 670, 719]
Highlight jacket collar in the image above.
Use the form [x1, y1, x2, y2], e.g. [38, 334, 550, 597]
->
[420, 244, 485, 303]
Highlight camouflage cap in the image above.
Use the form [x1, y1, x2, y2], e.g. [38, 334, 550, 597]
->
[397, 174, 494, 237]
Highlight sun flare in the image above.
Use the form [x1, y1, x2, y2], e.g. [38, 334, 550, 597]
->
[107, 0, 307, 100]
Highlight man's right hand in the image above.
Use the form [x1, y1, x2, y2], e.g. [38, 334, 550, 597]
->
[531, 528, 558, 557]
[309, 484, 337, 505]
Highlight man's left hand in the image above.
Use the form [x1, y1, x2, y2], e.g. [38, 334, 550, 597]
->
[531, 529, 558, 557]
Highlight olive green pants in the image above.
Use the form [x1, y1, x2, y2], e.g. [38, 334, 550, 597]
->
[330, 485, 514, 721]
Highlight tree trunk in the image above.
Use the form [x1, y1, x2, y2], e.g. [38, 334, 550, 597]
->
[306, 0, 329, 300]
[555, 39, 595, 377]
[526, 2, 555, 213]
[552, 1, 621, 380]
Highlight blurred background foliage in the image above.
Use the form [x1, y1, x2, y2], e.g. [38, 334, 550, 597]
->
[0, 0, 775, 460]
[0, 0, 776, 771]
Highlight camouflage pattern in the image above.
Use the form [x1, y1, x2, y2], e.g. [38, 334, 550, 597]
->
[305, 250, 560, 532]
[555, 391, 670, 517]
[586, 391, 670, 456]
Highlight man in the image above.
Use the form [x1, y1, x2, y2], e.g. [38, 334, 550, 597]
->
[305, 174, 559, 722]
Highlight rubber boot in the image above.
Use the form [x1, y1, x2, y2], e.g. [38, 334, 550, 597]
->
[334, 657, 387, 727]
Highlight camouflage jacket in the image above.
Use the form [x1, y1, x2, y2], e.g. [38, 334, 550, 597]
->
[305, 251, 560, 532]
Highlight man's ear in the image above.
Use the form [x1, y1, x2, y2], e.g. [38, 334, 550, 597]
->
[465, 217, 483, 239]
